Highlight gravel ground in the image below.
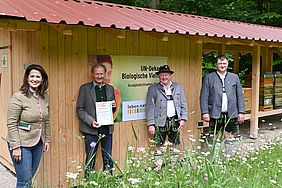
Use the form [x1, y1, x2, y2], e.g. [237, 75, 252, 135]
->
[0, 114, 281, 187]
[224, 114, 282, 156]
[0, 162, 16, 188]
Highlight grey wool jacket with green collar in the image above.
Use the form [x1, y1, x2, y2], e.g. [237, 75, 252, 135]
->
[6, 91, 50, 150]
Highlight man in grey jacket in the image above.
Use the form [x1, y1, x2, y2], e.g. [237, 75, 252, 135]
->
[76, 63, 116, 176]
[146, 65, 188, 146]
[200, 55, 245, 139]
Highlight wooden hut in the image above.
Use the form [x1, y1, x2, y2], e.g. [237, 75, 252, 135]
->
[0, 0, 282, 187]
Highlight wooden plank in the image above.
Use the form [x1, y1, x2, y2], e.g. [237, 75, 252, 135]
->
[131, 31, 139, 55]
[106, 28, 126, 39]
[33, 28, 42, 188]
[147, 32, 169, 42]
[250, 45, 261, 139]
[194, 42, 203, 138]
[104, 28, 116, 55]
[65, 32, 74, 179]
[112, 122, 120, 174]
[244, 109, 282, 120]
[96, 28, 105, 54]
[179, 35, 188, 151]
[138, 31, 146, 56]
[74, 25, 88, 167]
[87, 27, 97, 56]
[12, 31, 22, 92]
[57, 31, 67, 188]
[267, 49, 273, 72]
[0, 30, 14, 173]
[41, 23, 52, 188]
[117, 122, 128, 172]
[203, 43, 252, 53]
[70, 25, 85, 177]
[16, 20, 41, 31]
[261, 47, 268, 73]
[34, 23, 51, 187]
[124, 29, 133, 56]
[48, 25, 60, 188]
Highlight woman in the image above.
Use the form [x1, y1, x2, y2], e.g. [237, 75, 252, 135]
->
[6, 64, 50, 188]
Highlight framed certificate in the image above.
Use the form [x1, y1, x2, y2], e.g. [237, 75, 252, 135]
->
[96, 101, 114, 125]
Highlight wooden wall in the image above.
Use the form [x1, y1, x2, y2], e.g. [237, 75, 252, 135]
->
[0, 22, 203, 187]
[0, 30, 13, 171]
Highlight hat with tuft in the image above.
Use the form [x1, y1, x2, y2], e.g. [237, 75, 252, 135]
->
[155, 65, 174, 75]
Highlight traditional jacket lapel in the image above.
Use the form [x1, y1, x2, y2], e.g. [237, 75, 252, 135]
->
[171, 83, 175, 96]
[157, 83, 169, 99]
[88, 83, 96, 105]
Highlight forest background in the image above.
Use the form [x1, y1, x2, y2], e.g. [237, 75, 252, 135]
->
[97, 0, 282, 81]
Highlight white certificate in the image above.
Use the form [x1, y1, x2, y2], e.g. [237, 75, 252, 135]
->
[96, 101, 114, 126]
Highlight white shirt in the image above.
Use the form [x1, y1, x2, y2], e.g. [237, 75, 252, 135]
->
[217, 71, 228, 112]
[161, 82, 176, 117]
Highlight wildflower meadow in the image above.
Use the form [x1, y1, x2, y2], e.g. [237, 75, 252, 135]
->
[66, 125, 282, 188]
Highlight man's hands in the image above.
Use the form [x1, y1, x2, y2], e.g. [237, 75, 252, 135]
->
[112, 100, 116, 108]
[148, 119, 185, 135]
[202, 113, 210, 123]
[92, 121, 101, 128]
[148, 125, 155, 135]
[203, 113, 244, 124]
[179, 120, 185, 129]
[238, 113, 244, 124]
[92, 100, 116, 129]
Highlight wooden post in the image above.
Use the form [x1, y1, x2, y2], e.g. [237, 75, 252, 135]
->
[250, 45, 260, 139]
[218, 44, 225, 55]
[233, 51, 240, 74]
[262, 47, 272, 73]
[267, 48, 273, 72]
[261, 47, 267, 73]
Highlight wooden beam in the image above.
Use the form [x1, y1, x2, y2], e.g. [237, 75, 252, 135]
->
[16, 21, 41, 31]
[203, 36, 271, 47]
[267, 48, 273, 72]
[147, 32, 169, 41]
[0, 20, 9, 29]
[49, 24, 73, 35]
[185, 35, 202, 44]
[203, 43, 252, 53]
[261, 47, 268, 73]
[202, 36, 219, 44]
[218, 44, 225, 55]
[210, 37, 249, 46]
[0, 19, 40, 31]
[0, 45, 11, 50]
[261, 47, 272, 73]
[250, 45, 261, 139]
[7, 22, 16, 32]
[107, 28, 126, 39]
[244, 109, 282, 120]
[262, 41, 282, 48]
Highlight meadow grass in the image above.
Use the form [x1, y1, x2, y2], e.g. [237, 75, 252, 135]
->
[66, 135, 282, 188]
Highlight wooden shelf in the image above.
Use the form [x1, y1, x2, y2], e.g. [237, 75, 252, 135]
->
[244, 109, 282, 120]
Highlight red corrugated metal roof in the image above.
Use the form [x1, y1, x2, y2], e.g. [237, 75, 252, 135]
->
[0, 0, 281, 42]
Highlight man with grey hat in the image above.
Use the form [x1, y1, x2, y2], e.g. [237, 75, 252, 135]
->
[145, 65, 188, 147]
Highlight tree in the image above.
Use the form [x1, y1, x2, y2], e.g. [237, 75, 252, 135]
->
[98, 0, 282, 27]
